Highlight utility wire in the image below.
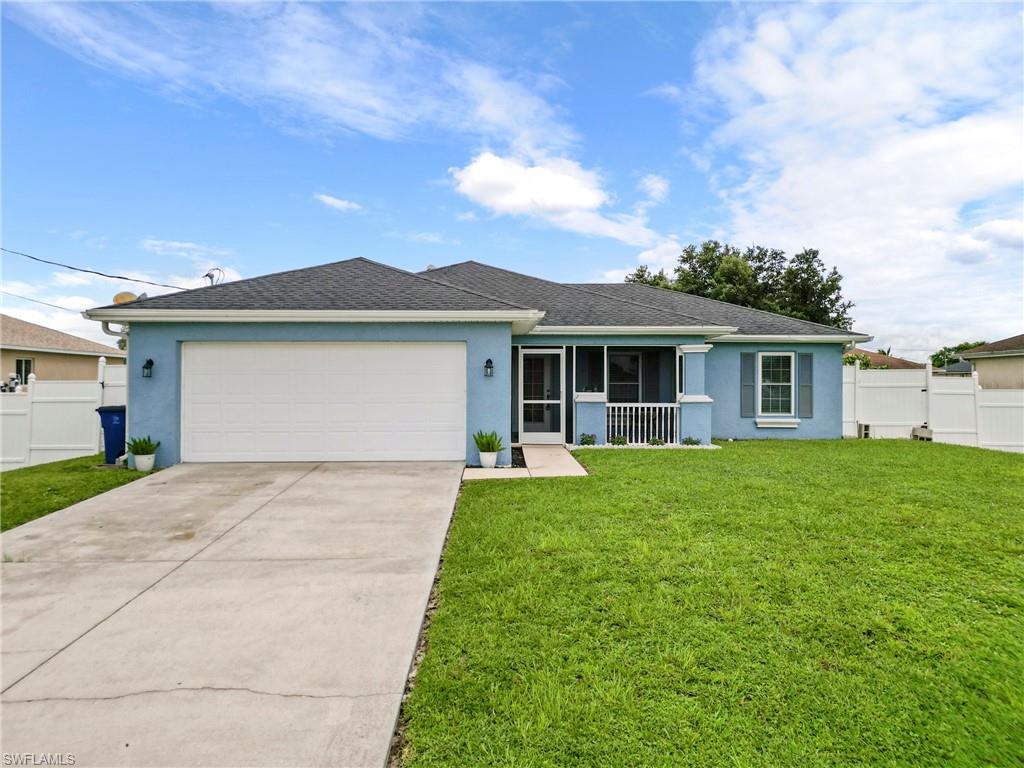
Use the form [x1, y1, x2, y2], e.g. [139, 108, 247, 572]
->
[1, 246, 188, 291]
[1, 290, 82, 312]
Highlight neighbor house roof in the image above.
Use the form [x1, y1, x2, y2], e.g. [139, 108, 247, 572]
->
[574, 281, 866, 338]
[849, 348, 924, 369]
[422, 261, 727, 332]
[959, 334, 1024, 358]
[0, 314, 123, 357]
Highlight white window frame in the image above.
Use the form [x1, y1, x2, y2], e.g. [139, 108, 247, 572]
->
[676, 350, 685, 395]
[756, 351, 795, 417]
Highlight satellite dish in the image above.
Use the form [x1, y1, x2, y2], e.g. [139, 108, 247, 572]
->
[113, 291, 138, 304]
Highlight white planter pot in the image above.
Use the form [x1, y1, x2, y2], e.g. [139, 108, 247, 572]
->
[479, 451, 497, 469]
[134, 454, 156, 472]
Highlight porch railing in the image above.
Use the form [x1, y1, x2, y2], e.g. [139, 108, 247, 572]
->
[606, 403, 678, 445]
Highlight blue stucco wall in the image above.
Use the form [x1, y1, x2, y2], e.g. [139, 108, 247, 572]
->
[705, 343, 844, 439]
[574, 401, 607, 444]
[126, 322, 512, 467]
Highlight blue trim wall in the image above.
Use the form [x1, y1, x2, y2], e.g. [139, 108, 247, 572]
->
[126, 322, 512, 467]
[705, 342, 844, 439]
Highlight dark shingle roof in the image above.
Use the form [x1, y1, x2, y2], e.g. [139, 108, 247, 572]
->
[960, 334, 1024, 356]
[573, 282, 863, 336]
[422, 262, 711, 327]
[93, 258, 528, 312]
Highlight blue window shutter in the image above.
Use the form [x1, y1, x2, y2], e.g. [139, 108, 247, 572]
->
[798, 353, 813, 418]
[740, 353, 755, 418]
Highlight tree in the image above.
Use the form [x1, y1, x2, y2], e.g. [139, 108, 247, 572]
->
[777, 249, 853, 329]
[624, 264, 671, 288]
[844, 352, 886, 369]
[930, 341, 986, 369]
[625, 239, 855, 329]
[877, 346, 891, 356]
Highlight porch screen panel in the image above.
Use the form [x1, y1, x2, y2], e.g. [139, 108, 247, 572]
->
[575, 346, 604, 393]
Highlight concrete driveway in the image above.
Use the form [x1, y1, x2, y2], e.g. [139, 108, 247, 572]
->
[1, 461, 463, 767]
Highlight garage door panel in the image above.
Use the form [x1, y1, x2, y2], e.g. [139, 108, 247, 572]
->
[182, 342, 467, 462]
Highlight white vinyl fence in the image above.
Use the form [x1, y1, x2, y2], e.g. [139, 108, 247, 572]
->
[843, 363, 1024, 453]
[0, 358, 127, 471]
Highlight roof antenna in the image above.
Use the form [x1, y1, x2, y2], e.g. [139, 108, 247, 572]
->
[203, 267, 225, 286]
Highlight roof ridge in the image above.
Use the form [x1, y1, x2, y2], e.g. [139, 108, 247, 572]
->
[428, 261, 715, 327]
[582, 281, 858, 334]
[361, 257, 533, 311]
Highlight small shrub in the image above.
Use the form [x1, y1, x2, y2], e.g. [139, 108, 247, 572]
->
[473, 430, 505, 453]
[578, 433, 597, 446]
[647, 437, 666, 446]
[126, 436, 160, 455]
[609, 434, 628, 446]
[681, 436, 702, 446]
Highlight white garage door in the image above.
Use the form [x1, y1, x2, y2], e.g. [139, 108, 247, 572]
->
[181, 342, 466, 462]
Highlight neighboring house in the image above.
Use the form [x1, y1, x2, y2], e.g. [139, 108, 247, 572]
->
[959, 334, 1024, 389]
[1, 314, 125, 384]
[83, 258, 870, 467]
[848, 348, 924, 369]
[936, 360, 974, 376]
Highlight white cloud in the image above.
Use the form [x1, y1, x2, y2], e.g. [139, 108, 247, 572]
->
[637, 174, 669, 206]
[668, 3, 1023, 351]
[455, 211, 478, 222]
[140, 238, 232, 260]
[314, 193, 362, 213]
[6, 3, 574, 158]
[450, 152, 656, 246]
[390, 231, 461, 246]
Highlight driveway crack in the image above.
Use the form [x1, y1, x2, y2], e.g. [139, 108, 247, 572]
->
[4, 686, 400, 703]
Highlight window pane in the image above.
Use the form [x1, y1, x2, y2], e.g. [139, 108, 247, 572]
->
[761, 354, 791, 384]
[761, 384, 792, 414]
[574, 346, 604, 392]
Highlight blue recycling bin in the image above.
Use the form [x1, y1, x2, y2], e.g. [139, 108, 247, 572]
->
[96, 405, 127, 465]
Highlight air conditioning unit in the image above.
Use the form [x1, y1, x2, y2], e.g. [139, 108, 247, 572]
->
[857, 423, 871, 439]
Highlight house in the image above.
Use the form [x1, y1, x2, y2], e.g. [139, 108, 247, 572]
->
[82, 258, 870, 467]
[848, 348, 924, 369]
[959, 334, 1024, 389]
[1, 314, 125, 385]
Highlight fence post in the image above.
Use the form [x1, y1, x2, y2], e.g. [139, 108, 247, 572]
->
[924, 361, 933, 428]
[97, 355, 107, 385]
[971, 370, 982, 448]
[852, 360, 861, 428]
[23, 373, 37, 466]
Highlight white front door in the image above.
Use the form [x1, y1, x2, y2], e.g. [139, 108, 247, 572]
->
[181, 342, 466, 462]
[520, 349, 564, 444]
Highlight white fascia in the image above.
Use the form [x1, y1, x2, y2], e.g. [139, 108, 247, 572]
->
[715, 333, 873, 344]
[529, 325, 737, 338]
[82, 309, 547, 335]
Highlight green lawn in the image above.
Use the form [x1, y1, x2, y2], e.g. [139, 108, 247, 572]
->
[1, 453, 146, 532]
[402, 441, 1024, 767]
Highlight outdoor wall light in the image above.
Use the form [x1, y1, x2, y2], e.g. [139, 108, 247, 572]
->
[142, 359, 154, 378]
[484, 358, 494, 377]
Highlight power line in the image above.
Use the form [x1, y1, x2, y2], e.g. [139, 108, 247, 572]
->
[1, 290, 82, 312]
[1, 246, 188, 291]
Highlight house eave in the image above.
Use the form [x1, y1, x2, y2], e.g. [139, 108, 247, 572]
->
[528, 325, 738, 338]
[0, 343, 124, 358]
[959, 349, 1024, 360]
[82, 308, 546, 335]
[714, 333, 873, 344]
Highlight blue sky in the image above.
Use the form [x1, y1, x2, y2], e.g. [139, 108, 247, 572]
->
[2, 3, 1021, 358]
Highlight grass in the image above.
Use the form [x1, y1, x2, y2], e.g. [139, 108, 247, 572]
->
[1, 453, 146, 532]
[402, 440, 1024, 767]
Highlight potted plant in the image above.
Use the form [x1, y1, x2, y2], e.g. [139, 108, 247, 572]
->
[472, 430, 505, 469]
[126, 436, 160, 472]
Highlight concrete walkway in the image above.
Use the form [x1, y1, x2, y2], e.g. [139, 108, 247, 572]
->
[462, 445, 588, 480]
[1, 461, 463, 767]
